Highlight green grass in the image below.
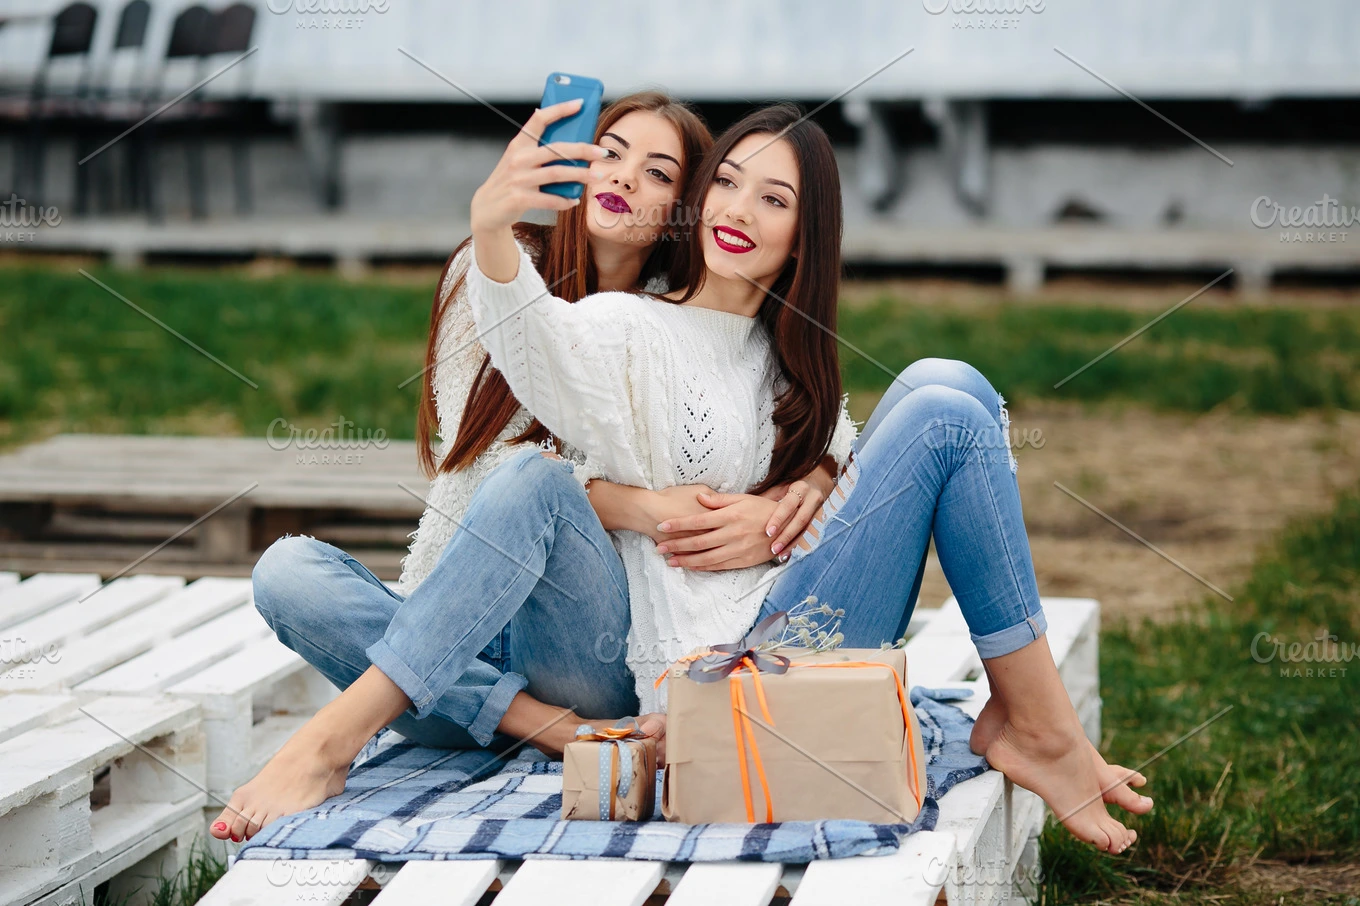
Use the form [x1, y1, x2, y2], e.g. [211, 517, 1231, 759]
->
[1041, 484, 1360, 905]
[83, 837, 226, 906]
[839, 297, 1360, 415]
[2, 263, 1359, 449]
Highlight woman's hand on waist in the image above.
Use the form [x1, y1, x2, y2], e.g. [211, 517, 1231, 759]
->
[653, 483, 822, 570]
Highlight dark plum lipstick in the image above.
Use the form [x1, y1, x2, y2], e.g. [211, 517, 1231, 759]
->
[595, 192, 631, 214]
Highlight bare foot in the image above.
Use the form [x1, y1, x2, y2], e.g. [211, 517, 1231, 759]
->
[985, 719, 1137, 855]
[970, 694, 1007, 755]
[1094, 754, 1152, 816]
[209, 731, 351, 843]
[970, 696, 1152, 816]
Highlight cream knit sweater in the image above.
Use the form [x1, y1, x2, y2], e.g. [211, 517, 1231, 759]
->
[467, 245, 857, 711]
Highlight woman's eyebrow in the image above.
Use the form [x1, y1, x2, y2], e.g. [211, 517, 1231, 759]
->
[647, 152, 681, 167]
[719, 158, 797, 196]
[601, 132, 630, 148]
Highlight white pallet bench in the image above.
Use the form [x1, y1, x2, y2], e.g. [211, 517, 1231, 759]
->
[197, 596, 1102, 906]
[0, 571, 342, 902]
[0, 695, 205, 906]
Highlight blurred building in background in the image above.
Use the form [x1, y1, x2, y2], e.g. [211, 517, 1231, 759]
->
[1, 0, 1358, 291]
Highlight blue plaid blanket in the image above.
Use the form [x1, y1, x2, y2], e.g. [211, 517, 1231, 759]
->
[236, 687, 989, 864]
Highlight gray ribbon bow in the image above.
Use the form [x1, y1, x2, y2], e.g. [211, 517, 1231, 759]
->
[686, 610, 792, 683]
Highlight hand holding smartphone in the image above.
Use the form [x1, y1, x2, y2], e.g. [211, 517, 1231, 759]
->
[538, 72, 604, 198]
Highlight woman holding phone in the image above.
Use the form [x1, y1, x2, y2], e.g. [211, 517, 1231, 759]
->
[216, 94, 855, 842]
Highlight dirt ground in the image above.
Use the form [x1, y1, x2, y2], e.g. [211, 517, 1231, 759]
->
[865, 399, 1360, 624]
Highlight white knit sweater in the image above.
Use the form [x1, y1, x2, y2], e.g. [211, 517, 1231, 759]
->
[467, 245, 857, 711]
[393, 244, 606, 594]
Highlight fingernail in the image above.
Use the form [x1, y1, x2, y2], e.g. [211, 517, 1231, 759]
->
[778, 553, 790, 563]
[656, 546, 668, 554]
[766, 526, 775, 537]
[213, 821, 227, 831]
[657, 523, 669, 532]
[771, 543, 783, 555]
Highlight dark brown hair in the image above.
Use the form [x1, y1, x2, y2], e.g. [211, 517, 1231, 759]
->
[417, 91, 712, 477]
[669, 104, 845, 496]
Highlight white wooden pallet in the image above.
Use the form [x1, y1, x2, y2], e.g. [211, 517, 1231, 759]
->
[0, 572, 342, 901]
[0, 695, 205, 906]
[193, 596, 1102, 906]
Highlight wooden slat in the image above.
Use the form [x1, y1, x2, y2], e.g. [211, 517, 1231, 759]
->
[0, 573, 102, 630]
[169, 635, 303, 700]
[791, 831, 956, 906]
[197, 859, 375, 906]
[371, 860, 504, 906]
[0, 695, 201, 815]
[0, 434, 429, 510]
[666, 862, 783, 906]
[0, 578, 251, 692]
[494, 860, 667, 906]
[4, 574, 184, 650]
[75, 605, 271, 696]
[0, 694, 78, 744]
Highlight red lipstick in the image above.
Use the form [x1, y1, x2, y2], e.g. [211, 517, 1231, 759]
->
[712, 225, 756, 254]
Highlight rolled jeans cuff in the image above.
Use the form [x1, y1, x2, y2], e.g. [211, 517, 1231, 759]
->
[467, 670, 530, 747]
[970, 609, 1048, 660]
[366, 637, 530, 747]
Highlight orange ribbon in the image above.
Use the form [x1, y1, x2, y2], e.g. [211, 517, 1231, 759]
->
[658, 654, 924, 823]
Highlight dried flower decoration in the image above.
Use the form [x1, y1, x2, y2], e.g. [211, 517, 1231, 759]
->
[755, 595, 846, 653]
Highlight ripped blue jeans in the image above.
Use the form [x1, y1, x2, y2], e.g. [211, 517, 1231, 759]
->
[758, 357, 1046, 657]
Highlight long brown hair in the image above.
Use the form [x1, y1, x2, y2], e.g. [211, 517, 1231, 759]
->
[417, 90, 712, 477]
[669, 104, 845, 496]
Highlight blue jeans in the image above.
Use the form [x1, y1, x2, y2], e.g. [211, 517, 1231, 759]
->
[254, 357, 1044, 749]
[252, 450, 638, 750]
[760, 357, 1046, 657]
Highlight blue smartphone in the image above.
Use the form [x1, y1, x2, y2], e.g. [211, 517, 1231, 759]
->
[538, 72, 604, 199]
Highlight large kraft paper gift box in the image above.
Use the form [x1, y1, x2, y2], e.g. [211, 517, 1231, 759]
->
[661, 639, 928, 825]
[561, 718, 658, 821]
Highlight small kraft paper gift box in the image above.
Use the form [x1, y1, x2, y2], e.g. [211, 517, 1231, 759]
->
[659, 611, 928, 824]
[561, 717, 658, 821]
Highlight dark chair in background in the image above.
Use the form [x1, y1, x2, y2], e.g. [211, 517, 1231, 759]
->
[79, 0, 153, 214]
[207, 2, 257, 216]
[140, 2, 256, 220]
[6, 2, 99, 204]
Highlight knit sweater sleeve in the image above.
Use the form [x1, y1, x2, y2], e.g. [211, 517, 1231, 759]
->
[465, 244, 649, 484]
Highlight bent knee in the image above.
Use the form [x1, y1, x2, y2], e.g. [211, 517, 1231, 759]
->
[900, 357, 990, 394]
[252, 535, 332, 624]
[484, 447, 580, 498]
